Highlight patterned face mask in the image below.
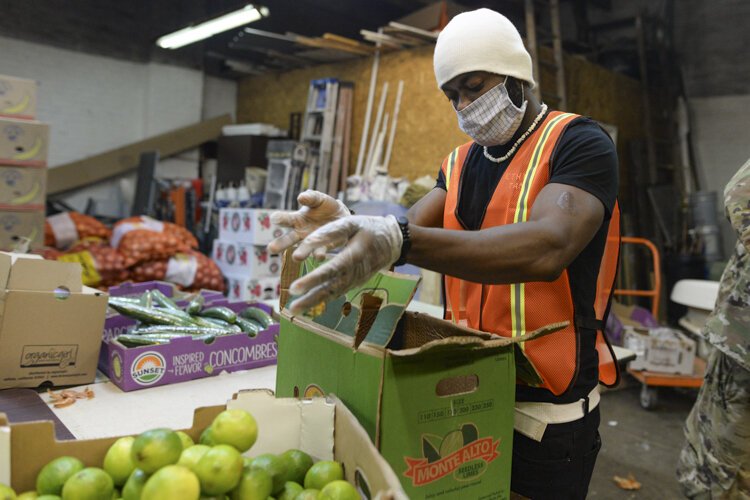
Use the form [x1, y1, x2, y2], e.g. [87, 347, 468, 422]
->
[456, 78, 527, 146]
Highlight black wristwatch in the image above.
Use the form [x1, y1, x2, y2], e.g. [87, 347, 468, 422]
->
[394, 216, 411, 266]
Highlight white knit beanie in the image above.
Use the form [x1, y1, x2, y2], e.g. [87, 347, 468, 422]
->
[433, 8, 535, 89]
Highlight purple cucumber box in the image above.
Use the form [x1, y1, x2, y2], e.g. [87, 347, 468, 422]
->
[99, 282, 278, 392]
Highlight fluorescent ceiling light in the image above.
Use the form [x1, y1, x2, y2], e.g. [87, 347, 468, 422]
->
[157, 4, 269, 49]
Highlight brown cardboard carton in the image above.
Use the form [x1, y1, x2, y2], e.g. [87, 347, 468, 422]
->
[0, 117, 49, 166]
[0, 390, 407, 499]
[0, 74, 37, 120]
[0, 209, 44, 250]
[0, 165, 46, 208]
[0, 252, 109, 390]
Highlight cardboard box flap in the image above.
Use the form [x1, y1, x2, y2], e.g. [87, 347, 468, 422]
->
[282, 255, 420, 349]
[1, 254, 82, 292]
[227, 389, 336, 461]
[389, 313, 568, 353]
[331, 394, 408, 500]
[388, 313, 568, 387]
[0, 252, 42, 291]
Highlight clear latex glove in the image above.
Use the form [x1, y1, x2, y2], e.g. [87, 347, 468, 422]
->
[288, 215, 402, 315]
[267, 190, 350, 254]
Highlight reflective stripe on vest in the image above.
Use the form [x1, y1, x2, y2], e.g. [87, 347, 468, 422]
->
[441, 111, 621, 395]
[511, 113, 574, 344]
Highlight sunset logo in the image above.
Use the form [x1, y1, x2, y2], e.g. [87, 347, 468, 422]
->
[131, 351, 167, 386]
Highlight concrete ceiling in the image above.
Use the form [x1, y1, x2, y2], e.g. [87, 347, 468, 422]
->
[0, 0, 747, 98]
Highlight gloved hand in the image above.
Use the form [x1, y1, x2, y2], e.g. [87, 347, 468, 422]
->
[267, 190, 350, 254]
[287, 215, 403, 315]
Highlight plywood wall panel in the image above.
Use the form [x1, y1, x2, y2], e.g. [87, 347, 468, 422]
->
[238, 44, 647, 186]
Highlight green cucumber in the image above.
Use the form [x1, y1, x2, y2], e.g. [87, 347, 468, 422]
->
[200, 317, 242, 333]
[108, 298, 194, 326]
[150, 289, 182, 311]
[140, 332, 215, 342]
[239, 306, 274, 329]
[198, 307, 237, 324]
[117, 332, 215, 347]
[116, 334, 164, 347]
[111, 296, 141, 304]
[133, 325, 230, 336]
[235, 317, 261, 336]
[186, 293, 205, 314]
[139, 291, 153, 308]
[189, 314, 229, 329]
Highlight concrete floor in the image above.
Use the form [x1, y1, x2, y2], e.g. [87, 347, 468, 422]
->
[588, 379, 697, 499]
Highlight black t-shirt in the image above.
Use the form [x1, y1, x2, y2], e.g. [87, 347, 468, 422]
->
[435, 114, 619, 404]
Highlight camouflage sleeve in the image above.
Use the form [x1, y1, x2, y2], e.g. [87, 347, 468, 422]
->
[724, 158, 750, 252]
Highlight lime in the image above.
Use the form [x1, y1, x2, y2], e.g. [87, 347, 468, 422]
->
[36, 496, 61, 500]
[103, 436, 136, 486]
[61, 467, 114, 500]
[293, 489, 318, 500]
[279, 451, 312, 485]
[200, 426, 217, 446]
[276, 481, 303, 500]
[17, 492, 36, 500]
[250, 454, 293, 494]
[121, 469, 148, 500]
[194, 444, 243, 495]
[177, 431, 195, 451]
[0, 483, 15, 500]
[243, 457, 255, 470]
[303, 462, 343, 490]
[36, 456, 85, 495]
[140, 465, 200, 500]
[229, 467, 272, 500]
[131, 428, 182, 474]
[318, 480, 358, 500]
[178, 444, 211, 472]
[210, 409, 258, 453]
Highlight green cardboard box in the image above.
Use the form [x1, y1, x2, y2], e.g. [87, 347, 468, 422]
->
[276, 256, 563, 499]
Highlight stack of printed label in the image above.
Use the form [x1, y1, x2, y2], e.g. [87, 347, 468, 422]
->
[213, 208, 287, 302]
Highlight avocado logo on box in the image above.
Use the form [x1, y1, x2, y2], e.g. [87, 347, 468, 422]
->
[131, 351, 167, 386]
[404, 424, 500, 487]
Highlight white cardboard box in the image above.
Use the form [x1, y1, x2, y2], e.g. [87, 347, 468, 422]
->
[218, 208, 287, 245]
[212, 239, 281, 278]
[624, 326, 697, 375]
[227, 274, 280, 302]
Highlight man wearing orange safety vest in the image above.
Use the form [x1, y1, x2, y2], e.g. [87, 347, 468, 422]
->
[269, 8, 620, 499]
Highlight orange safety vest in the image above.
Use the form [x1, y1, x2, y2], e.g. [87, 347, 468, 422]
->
[441, 111, 621, 396]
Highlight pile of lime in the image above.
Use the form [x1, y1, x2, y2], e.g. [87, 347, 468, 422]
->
[0, 408, 359, 500]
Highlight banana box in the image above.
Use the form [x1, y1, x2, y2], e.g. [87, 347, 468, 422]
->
[0, 165, 46, 208]
[0, 117, 49, 166]
[0, 208, 44, 250]
[0, 74, 37, 120]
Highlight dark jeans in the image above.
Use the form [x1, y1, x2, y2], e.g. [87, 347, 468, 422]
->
[511, 406, 601, 499]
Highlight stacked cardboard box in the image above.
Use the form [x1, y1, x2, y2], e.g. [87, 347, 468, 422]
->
[0, 74, 48, 250]
[212, 207, 286, 301]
